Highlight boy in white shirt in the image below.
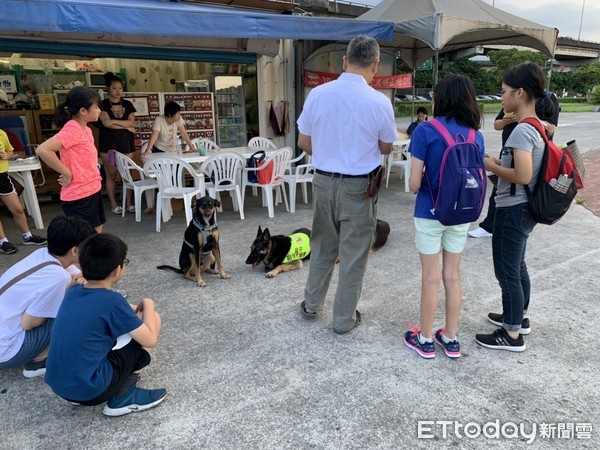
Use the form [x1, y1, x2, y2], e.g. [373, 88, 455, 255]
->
[0, 216, 95, 377]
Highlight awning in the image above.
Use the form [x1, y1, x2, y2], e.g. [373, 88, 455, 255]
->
[0, 0, 394, 58]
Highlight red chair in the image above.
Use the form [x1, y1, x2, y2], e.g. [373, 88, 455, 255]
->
[5, 130, 27, 155]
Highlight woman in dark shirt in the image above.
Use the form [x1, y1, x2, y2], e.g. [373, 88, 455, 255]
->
[97, 72, 137, 215]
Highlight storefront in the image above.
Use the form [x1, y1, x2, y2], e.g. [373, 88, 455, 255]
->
[0, 0, 392, 193]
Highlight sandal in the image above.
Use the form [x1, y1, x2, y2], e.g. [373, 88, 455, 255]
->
[112, 206, 123, 215]
[126, 206, 136, 213]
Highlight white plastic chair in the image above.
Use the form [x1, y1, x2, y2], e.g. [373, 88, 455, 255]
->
[385, 143, 412, 192]
[200, 152, 246, 220]
[282, 152, 313, 213]
[114, 152, 158, 222]
[193, 137, 220, 153]
[242, 146, 292, 218]
[143, 156, 205, 232]
[248, 138, 277, 197]
[248, 137, 277, 150]
[286, 150, 309, 174]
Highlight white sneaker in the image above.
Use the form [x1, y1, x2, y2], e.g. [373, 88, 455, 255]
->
[468, 227, 492, 238]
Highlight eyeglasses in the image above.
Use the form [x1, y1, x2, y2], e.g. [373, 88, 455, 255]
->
[501, 88, 519, 96]
[122, 258, 129, 267]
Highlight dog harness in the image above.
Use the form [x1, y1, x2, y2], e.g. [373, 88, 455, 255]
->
[184, 218, 217, 256]
[283, 232, 311, 263]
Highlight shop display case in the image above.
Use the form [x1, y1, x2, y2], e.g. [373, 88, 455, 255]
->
[214, 75, 247, 148]
[200, 75, 247, 148]
[33, 110, 59, 143]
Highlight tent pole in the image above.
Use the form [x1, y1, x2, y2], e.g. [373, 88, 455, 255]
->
[546, 54, 555, 91]
[412, 64, 417, 120]
[433, 49, 439, 85]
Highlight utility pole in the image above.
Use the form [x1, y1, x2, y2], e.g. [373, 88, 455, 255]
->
[578, 0, 586, 44]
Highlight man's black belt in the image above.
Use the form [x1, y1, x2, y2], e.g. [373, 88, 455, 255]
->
[315, 169, 369, 179]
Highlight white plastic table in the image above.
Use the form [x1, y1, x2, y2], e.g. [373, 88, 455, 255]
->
[8, 157, 44, 229]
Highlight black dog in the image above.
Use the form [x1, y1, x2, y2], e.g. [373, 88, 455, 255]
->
[371, 219, 390, 252]
[157, 196, 230, 287]
[246, 226, 311, 278]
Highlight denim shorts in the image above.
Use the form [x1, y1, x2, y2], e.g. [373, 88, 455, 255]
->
[0, 319, 54, 369]
[414, 217, 470, 255]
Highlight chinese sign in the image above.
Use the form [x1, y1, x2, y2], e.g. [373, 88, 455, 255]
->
[303, 70, 412, 90]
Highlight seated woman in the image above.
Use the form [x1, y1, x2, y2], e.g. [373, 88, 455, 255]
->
[406, 107, 428, 136]
[143, 101, 196, 155]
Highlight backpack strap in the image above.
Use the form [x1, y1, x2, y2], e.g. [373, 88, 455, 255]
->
[520, 117, 550, 144]
[509, 118, 547, 196]
[428, 118, 476, 145]
[515, 117, 549, 198]
[0, 261, 62, 297]
[427, 119, 455, 146]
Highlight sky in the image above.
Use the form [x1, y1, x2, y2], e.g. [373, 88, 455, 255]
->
[361, 0, 600, 43]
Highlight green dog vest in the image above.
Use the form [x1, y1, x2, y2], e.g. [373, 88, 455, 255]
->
[283, 232, 311, 263]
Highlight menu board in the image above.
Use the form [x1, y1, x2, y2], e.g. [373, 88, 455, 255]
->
[124, 92, 216, 151]
[162, 93, 216, 141]
[124, 93, 161, 151]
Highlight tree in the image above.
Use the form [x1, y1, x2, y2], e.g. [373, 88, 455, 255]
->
[487, 48, 547, 72]
[439, 59, 498, 93]
[572, 62, 600, 95]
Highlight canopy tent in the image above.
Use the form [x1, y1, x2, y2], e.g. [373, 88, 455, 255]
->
[0, 0, 394, 59]
[360, 0, 558, 81]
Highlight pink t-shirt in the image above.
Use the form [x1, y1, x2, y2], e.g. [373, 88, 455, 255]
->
[54, 120, 101, 202]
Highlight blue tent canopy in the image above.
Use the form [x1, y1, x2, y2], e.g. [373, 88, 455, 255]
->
[0, 0, 393, 59]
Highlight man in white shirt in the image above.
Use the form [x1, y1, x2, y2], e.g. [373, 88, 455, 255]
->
[0, 216, 95, 377]
[297, 35, 397, 334]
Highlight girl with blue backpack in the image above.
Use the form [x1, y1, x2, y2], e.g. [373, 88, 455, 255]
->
[403, 74, 485, 359]
[475, 63, 551, 352]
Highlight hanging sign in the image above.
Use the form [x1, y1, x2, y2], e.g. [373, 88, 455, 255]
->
[0, 75, 17, 93]
[303, 70, 412, 90]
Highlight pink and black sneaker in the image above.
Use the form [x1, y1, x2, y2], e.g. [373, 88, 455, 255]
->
[434, 328, 461, 358]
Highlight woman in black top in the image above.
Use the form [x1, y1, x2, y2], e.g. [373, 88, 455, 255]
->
[97, 72, 137, 215]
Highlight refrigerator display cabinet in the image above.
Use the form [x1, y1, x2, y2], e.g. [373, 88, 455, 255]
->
[201, 75, 247, 148]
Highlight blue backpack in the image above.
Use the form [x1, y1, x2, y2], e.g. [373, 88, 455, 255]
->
[425, 119, 487, 226]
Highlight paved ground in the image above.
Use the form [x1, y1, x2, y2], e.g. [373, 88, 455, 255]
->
[1, 112, 599, 449]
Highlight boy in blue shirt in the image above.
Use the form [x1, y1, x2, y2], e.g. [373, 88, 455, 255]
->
[45, 233, 166, 416]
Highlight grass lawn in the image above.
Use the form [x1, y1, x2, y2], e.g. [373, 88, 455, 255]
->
[396, 101, 599, 117]
[480, 102, 599, 113]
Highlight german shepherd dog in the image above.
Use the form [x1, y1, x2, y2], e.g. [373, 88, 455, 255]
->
[245, 220, 390, 278]
[157, 196, 230, 287]
[246, 227, 311, 278]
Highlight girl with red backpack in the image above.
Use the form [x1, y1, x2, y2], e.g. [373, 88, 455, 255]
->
[475, 63, 552, 352]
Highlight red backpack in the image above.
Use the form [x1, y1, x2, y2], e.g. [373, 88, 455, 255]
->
[520, 118, 580, 225]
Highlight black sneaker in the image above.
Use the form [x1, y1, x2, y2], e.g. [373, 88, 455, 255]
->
[488, 312, 531, 335]
[0, 241, 18, 255]
[23, 358, 47, 378]
[475, 328, 526, 352]
[22, 234, 47, 246]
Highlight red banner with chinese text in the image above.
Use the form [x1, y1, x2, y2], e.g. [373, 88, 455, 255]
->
[303, 70, 412, 90]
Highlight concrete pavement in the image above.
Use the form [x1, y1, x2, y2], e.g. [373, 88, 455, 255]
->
[1, 112, 599, 449]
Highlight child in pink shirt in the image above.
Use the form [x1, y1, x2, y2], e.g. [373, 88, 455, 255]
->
[36, 87, 105, 232]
